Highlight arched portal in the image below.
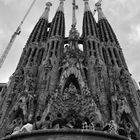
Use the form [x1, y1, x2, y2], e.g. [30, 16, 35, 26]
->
[64, 74, 80, 93]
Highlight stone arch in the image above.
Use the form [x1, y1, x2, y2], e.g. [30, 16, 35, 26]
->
[63, 74, 81, 93]
[59, 67, 85, 92]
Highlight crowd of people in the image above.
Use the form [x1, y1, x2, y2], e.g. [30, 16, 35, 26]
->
[11, 115, 137, 140]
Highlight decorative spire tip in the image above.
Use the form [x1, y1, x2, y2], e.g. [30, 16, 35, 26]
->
[46, 2, 52, 8]
[57, 0, 65, 12]
[40, 2, 52, 20]
[83, 0, 91, 12]
[95, 0, 106, 20]
[95, 0, 102, 8]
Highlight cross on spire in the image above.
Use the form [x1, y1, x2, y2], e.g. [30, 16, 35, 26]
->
[72, 0, 78, 28]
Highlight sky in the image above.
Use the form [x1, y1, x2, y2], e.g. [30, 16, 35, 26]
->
[0, 0, 140, 85]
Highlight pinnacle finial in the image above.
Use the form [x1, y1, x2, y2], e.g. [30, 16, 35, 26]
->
[83, 0, 91, 12]
[46, 2, 52, 8]
[95, 0, 106, 20]
[95, 0, 102, 7]
[40, 2, 52, 20]
[57, 0, 65, 12]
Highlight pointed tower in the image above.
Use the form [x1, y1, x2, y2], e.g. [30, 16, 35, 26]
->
[82, 0, 110, 123]
[38, 0, 105, 133]
[0, 2, 53, 137]
[35, 0, 65, 119]
[17, 2, 52, 69]
[46, 0, 65, 92]
[96, 1, 140, 139]
[0, 0, 140, 140]
[96, 2, 127, 69]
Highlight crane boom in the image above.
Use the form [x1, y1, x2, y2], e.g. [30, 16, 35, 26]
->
[0, 0, 37, 68]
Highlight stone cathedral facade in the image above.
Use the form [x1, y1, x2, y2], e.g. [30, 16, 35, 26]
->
[0, 0, 140, 139]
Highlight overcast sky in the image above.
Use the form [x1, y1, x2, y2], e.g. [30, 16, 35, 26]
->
[0, 0, 140, 85]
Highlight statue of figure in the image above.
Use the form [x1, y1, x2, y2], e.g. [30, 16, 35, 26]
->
[24, 78, 35, 92]
[52, 113, 67, 129]
[43, 59, 53, 75]
[54, 89, 59, 99]
[95, 59, 104, 74]
[64, 45, 69, 53]
[109, 66, 120, 80]
[120, 68, 130, 82]
[82, 117, 90, 129]
[12, 126, 21, 135]
[103, 120, 118, 134]
[12, 68, 24, 93]
[68, 83, 77, 95]
[19, 123, 33, 133]
[82, 121, 88, 129]
[83, 86, 90, 96]
[89, 56, 96, 67]
[19, 97, 28, 121]
[14, 68, 24, 82]
[63, 88, 69, 100]
[24, 69, 36, 92]
[118, 97, 131, 114]
[41, 115, 51, 130]
[89, 122, 95, 130]
[11, 118, 23, 135]
[117, 122, 130, 137]
[49, 90, 59, 101]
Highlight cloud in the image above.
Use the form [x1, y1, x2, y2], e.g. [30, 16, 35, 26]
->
[0, 0, 17, 5]
[0, 28, 6, 55]
[0, 28, 6, 40]
[0, 20, 13, 55]
[0, 0, 140, 84]
[129, 24, 140, 42]
[102, 0, 140, 83]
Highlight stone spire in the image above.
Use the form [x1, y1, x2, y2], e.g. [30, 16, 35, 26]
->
[67, 0, 79, 50]
[82, 0, 98, 38]
[40, 2, 52, 20]
[96, 1, 119, 44]
[97, 1, 128, 68]
[72, 0, 78, 28]
[57, 0, 65, 12]
[48, 0, 65, 37]
[26, 2, 52, 44]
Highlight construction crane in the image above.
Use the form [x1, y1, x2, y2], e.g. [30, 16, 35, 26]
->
[93, 0, 102, 15]
[0, 0, 37, 68]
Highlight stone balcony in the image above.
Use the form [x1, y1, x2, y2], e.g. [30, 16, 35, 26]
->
[1, 129, 128, 140]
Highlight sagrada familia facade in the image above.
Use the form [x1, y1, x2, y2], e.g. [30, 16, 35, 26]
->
[0, 0, 140, 139]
